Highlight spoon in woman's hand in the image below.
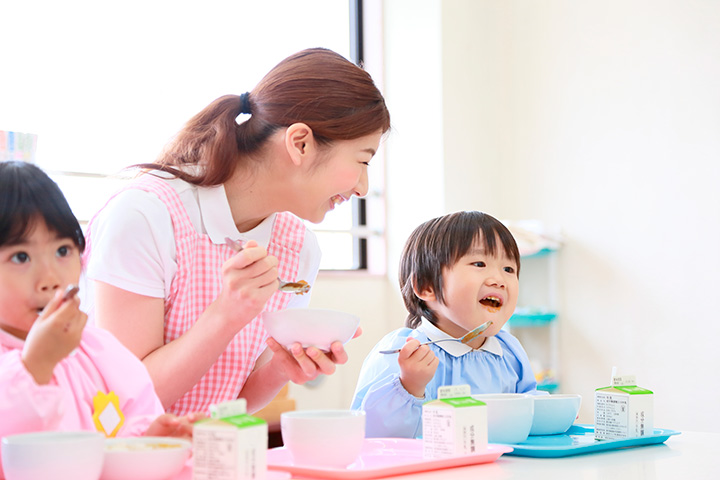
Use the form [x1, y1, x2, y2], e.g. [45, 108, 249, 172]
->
[224, 237, 311, 295]
[378, 321, 493, 354]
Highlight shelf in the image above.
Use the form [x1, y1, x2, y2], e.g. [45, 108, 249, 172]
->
[508, 310, 557, 327]
[520, 247, 557, 259]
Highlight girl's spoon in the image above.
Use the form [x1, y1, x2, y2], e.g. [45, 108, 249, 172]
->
[378, 321, 493, 354]
[224, 237, 311, 295]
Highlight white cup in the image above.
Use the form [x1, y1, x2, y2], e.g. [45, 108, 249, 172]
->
[281, 410, 366, 468]
[472, 393, 534, 444]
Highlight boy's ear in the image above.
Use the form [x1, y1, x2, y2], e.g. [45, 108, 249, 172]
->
[413, 280, 437, 302]
[284, 122, 316, 166]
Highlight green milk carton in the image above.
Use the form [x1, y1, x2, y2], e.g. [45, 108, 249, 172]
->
[422, 385, 488, 458]
[193, 399, 268, 480]
[595, 374, 654, 440]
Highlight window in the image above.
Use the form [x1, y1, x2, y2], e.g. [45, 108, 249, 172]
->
[0, 0, 382, 271]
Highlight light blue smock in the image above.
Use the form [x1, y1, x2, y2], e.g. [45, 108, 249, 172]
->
[350, 318, 542, 439]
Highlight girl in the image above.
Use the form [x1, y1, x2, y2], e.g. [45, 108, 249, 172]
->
[0, 161, 202, 470]
[351, 211, 542, 438]
[82, 47, 391, 415]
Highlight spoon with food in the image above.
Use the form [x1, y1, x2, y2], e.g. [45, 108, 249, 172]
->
[224, 237, 311, 295]
[378, 321, 493, 354]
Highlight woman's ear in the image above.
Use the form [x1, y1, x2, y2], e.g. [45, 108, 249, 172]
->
[284, 123, 316, 166]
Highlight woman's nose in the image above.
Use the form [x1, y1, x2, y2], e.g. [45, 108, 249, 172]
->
[353, 169, 369, 198]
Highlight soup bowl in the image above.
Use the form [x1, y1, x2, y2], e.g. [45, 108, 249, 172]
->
[2, 431, 105, 480]
[263, 308, 360, 352]
[529, 394, 582, 435]
[472, 393, 534, 444]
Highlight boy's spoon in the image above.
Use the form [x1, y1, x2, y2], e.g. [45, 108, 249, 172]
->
[378, 321, 493, 354]
[224, 237, 311, 295]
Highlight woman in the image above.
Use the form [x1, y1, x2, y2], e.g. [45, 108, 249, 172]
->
[82, 48, 391, 415]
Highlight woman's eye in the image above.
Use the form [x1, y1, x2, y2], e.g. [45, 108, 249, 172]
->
[11, 252, 30, 264]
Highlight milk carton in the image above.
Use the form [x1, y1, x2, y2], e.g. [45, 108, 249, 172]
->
[193, 399, 268, 480]
[422, 385, 488, 458]
[595, 374, 654, 440]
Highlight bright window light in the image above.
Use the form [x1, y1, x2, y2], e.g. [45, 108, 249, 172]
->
[0, 0, 375, 271]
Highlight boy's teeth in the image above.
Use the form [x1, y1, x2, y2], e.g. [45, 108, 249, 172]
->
[480, 296, 501, 308]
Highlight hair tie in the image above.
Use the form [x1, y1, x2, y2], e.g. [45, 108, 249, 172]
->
[239, 92, 252, 115]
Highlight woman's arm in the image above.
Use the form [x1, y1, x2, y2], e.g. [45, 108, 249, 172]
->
[240, 334, 356, 413]
[93, 241, 279, 409]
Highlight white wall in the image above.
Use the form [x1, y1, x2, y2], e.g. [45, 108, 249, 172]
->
[301, 0, 720, 434]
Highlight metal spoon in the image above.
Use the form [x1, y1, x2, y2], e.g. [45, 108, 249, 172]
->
[224, 237, 311, 295]
[378, 321, 493, 354]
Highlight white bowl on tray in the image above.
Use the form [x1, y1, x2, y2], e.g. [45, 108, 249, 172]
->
[280, 409, 366, 468]
[1, 431, 105, 480]
[472, 393, 535, 444]
[529, 394, 582, 436]
[100, 436, 191, 480]
[263, 308, 360, 351]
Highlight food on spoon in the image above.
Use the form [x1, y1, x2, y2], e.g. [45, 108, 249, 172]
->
[279, 279, 311, 295]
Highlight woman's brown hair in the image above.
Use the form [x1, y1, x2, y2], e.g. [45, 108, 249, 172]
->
[139, 48, 390, 186]
[399, 211, 521, 329]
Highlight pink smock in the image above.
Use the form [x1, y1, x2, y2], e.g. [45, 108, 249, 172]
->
[0, 326, 165, 477]
[83, 174, 305, 416]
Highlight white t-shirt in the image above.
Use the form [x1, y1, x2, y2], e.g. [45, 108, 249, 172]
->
[81, 176, 321, 315]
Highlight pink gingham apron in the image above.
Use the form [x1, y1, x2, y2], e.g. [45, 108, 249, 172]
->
[84, 173, 305, 415]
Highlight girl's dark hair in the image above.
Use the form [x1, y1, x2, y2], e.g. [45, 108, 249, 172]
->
[139, 47, 391, 185]
[0, 161, 85, 251]
[399, 211, 521, 328]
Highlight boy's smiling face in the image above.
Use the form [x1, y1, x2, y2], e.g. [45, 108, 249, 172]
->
[0, 219, 82, 339]
[418, 236, 519, 347]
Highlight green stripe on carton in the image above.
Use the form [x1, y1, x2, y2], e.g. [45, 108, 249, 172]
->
[199, 414, 266, 428]
[438, 397, 486, 407]
[596, 386, 653, 395]
[615, 385, 653, 395]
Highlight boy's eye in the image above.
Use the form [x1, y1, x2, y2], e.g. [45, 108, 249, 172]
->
[11, 252, 30, 264]
[504, 266, 516, 274]
[472, 261, 486, 268]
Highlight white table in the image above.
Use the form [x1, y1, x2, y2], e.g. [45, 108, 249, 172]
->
[174, 431, 718, 479]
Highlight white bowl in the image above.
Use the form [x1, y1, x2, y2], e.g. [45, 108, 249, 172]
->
[263, 308, 360, 351]
[472, 393, 534, 444]
[281, 410, 366, 468]
[529, 394, 582, 435]
[100, 437, 191, 480]
[2, 431, 105, 480]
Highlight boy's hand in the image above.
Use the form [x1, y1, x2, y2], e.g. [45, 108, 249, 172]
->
[398, 338, 439, 398]
[22, 287, 87, 384]
[145, 412, 208, 439]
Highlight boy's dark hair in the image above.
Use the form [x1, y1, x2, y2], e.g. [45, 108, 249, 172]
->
[399, 211, 520, 328]
[0, 161, 85, 251]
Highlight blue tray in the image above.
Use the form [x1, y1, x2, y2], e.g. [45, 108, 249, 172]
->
[505, 424, 680, 458]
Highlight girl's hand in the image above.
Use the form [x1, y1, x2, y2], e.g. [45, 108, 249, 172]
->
[265, 327, 362, 383]
[144, 412, 208, 439]
[213, 240, 279, 335]
[21, 288, 87, 385]
[398, 338, 439, 398]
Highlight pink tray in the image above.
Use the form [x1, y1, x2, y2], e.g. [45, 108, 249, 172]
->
[267, 438, 512, 479]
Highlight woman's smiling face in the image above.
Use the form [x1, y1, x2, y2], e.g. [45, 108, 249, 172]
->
[428, 236, 519, 342]
[298, 130, 382, 224]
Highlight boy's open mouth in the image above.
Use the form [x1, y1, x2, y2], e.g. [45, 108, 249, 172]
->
[479, 295, 502, 308]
